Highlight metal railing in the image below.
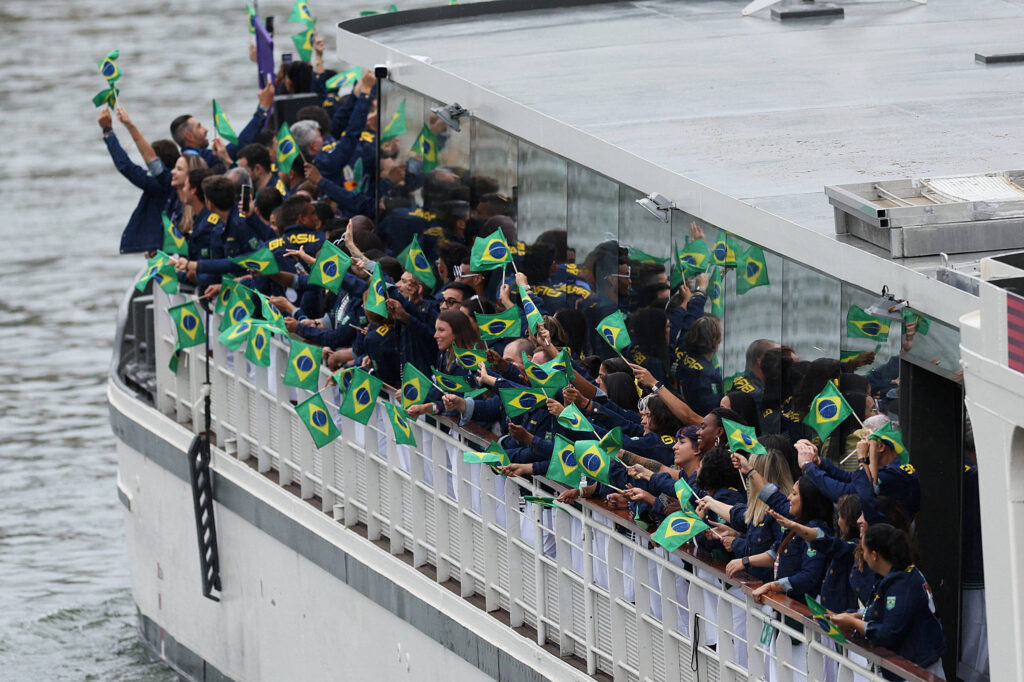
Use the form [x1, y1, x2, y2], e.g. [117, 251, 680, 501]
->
[131, 285, 940, 682]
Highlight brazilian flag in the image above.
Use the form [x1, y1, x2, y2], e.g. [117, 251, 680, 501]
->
[381, 99, 408, 142]
[434, 370, 472, 394]
[309, 240, 351, 293]
[548, 348, 575, 381]
[867, 421, 909, 466]
[135, 251, 178, 294]
[847, 305, 890, 341]
[288, 0, 316, 28]
[247, 3, 257, 34]
[276, 122, 300, 174]
[805, 595, 848, 644]
[97, 49, 121, 84]
[384, 402, 417, 447]
[677, 238, 711, 275]
[523, 353, 569, 392]
[803, 382, 853, 441]
[902, 309, 931, 336]
[708, 266, 724, 316]
[557, 403, 593, 433]
[674, 477, 697, 512]
[475, 307, 521, 341]
[212, 99, 238, 146]
[722, 417, 767, 455]
[652, 511, 709, 552]
[168, 300, 206, 350]
[217, 319, 254, 351]
[499, 387, 547, 417]
[339, 368, 382, 425]
[401, 362, 432, 409]
[295, 393, 339, 449]
[283, 340, 321, 390]
[291, 28, 314, 62]
[161, 213, 187, 256]
[596, 310, 631, 353]
[231, 245, 280, 275]
[518, 284, 544, 335]
[546, 435, 582, 487]
[244, 321, 274, 367]
[711, 229, 738, 268]
[92, 86, 119, 109]
[453, 344, 487, 370]
[628, 246, 667, 264]
[333, 366, 355, 393]
[215, 276, 236, 315]
[365, 266, 389, 317]
[463, 441, 509, 466]
[575, 440, 611, 485]
[325, 66, 363, 92]
[257, 292, 287, 332]
[600, 426, 622, 456]
[411, 124, 438, 172]
[219, 286, 255, 332]
[670, 244, 684, 290]
[736, 245, 770, 295]
[523, 496, 562, 509]
[397, 234, 436, 288]
[470, 229, 513, 271]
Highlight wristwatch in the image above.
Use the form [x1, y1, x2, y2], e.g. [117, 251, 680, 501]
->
[742, 556, 751, 568]
[858, 457, 870, 464]
[650, 381, 664, 393]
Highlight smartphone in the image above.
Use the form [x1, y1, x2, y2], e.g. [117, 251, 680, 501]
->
[241, 184, 253, 213]
[282, 53, 293, 64]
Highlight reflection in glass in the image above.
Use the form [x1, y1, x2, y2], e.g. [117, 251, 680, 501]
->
[782, 260, 841, 363]
[618, 185, 672, 265]
[517, 142, 567, 245]
[567, 163, 617, 270]
[841, 284, 902, 412]
[428, 98, 469, 171]
[469, 119, 517, 197]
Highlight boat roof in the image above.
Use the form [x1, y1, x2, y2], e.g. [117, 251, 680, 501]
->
[345, 0, 1024, 323]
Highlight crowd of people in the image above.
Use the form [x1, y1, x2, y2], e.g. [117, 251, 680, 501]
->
[100, 31, 986, 682]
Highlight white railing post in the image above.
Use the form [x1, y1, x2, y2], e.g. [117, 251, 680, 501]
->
[554, 505, 575, 657]
[582, 509, 597, 675]
[409, 421, 429, 568]
[480, 466, 500, 612]
[363, 407, 383, 541]
[431, 427, 452, 583]
[505, 478, 526, 629]
[340, 415, 359, 528]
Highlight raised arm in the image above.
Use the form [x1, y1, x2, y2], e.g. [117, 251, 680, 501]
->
[116, 105, 157, 165]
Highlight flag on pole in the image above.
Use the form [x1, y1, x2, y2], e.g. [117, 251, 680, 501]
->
[523, 496, 563, 509]
[522, 354, 569, 392]
[97, 50, 121, 83]
[244, 321, 274, 366]
[434, 370, 473, 394]
[339, 368, 382, 425]
[518, 284, 544, 335]
[400, 363, 432, 409]
[397, 235, 436, 288]
[308, 240, 351, 293]
[135, 251, 178, 294]
[475, 307, 521, 341]
[452, 344, 487, 370]
[384, 402, 417, 446]
[92, 86, 120, 108]
[219, 286, 255, 331]
[246, 4, 257, 33]
[256, 292, 287, 332]
[596, 310, 631, 353]
[708, 266, 724, 317]
[902, 309, 931, 336]
[557, 403, 593, 433]
[276, 122, 300, 174]
[546, 435, 582, 487]
[867, 421, 909, 465]
[805, 595, 848, 644]
[463, 441, 509, 466]
[575, 440, 611, 484]
[722, 417, 767, 455]
[470, 229, 513, 271]
[211, 99, 239, 145]
[291, 29, 314, 62]
[803, 382, 853, 441]
[381, 99, 408, 141]
[295, 392, 339, 449]
[365, 266, 389, 316]
[289, 0, 316, 28]
[652, 511, 709, 551]
[230, 245, 280, 275]
[411, 124, 438, 171]
[847, 305, 891, 341]
[283, 340, 321, 390]
[161, 212, 187, 256]
[736, 244, 770, 295]
[168, 301, 206, 350]
[499, 387, 548, 417]
[325, 66, 363, 91]
[600, 426, 622, 456]
[628, 246, 668, 263]
[675, 477, 698, 512]
[678, 238, 711, 275]
[712, 229, 738, 267]
[217, 319, 254, 351]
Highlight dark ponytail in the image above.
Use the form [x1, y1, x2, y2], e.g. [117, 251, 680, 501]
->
[864, 523, 912, 570]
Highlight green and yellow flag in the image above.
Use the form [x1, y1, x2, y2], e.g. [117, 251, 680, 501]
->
[231, 245, 280, 275]
[670, 244, 684, 290]
[803, 382, 853, 441]
[161, 212, 187, 256]
[283, 340, 321, 390]
[276, 122, 300, 174]
[557, 403, 593, 433]
[325, 66, 363, 91]
[628, 246, 668, 264]
[291, 28, 314, 62]
[546, 435, 582, 487]
[339, 368, 382, 425]
[135, 251, 178, 294]
[401, 362, 432, 409]
[381, 99, 408, 141]
[219, 286, 255, 332]
[499, 387, 548, 417]
[736, 244, 770, 295]
[168, 300, 206, 350]
[212, 99, 238, 145]
[652, 511, 709, 551]
[256, 292, 287, 332]
[575, 439, 611, 484]
[247, 3, 257, 33]
[847, 305, 891, 341]
[397, 235, 436, 288]
[523, 496, 562, 509]
[600, 426, 622, 457]
[722, 417, 767, 455]
[384, 402, 417, 447]
[92, 86, 119, 109]
[217, 318, 254, 352]
[295, 392, 339, 449]
[333, 366, 355, 392]
[711, 229, 738, 268]
[518, 284, 544, 335]
[596, 310, 631, 353]
[805, 595, 848, 644]
[475, 307, 521, 341]
[902, 309, 931, 336]
[244, 321, 274, 366]
[365, 265, 389, 317]
[214, 276, 238, 315]
[288, 0, 316, 28]
[434, 370, 473, 394]
[411, 124, 438, 171]
[309, 240, 351, 293]
[522, 354, 569, 392]
[463, 441, 509, 466]
[708, 266, 724, 317]
[470, 229, 513, 271]
[867, 421, 909, 466]
[452, 344, 487, 370]
[674, 477, 697, 512]
[678, 238, 711, 275]
[97, 49, 121, 83]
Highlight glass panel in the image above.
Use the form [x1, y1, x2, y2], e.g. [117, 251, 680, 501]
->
[567, 163, 618, 268]
[618, 185, 672, 268]
[781, 259, 842, 364]
[427, 97, 470, 172]
[901, 312, 960, 379]
[469, 119, 517, 198]
[841, 284, 902, 419]
[516, 141, 567, 245]
[379, 82, 427, 208]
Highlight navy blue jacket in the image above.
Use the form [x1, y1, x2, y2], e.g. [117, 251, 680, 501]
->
[104, 132, 175, 253]
[729, 506, 783, 584]
[674, 351, 722, 416]
[863, 566, 946, 670]
[802, 457, 921, 520]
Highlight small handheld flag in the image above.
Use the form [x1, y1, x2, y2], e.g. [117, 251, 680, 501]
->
[523, 495, 563, 509]
[276, 122, 300, 174]
[212, 100, 239, 146]
[161, 213, 187, 256]
[522, 352, 570, 392]
[219, 286, 255, 332]
[92, 86, 120, 109]
[475, 307, 521, 341]
[902, 309, 931, 336]
[244, 321, 274, 367]
[708, 266, 724, 317]
[518, 284, 544, 335]
[308, 241, 351, 293]
[805, 595, 848, 644]
[499, 387, 548, 417]
[674, 477, 697, 512]
[381, 99, 408, 141]
[398, 363, 431, 409]
[397, 235, 436, 288]
[231, 245, 280, 275]
[295, 393, 339, 449]
[546, 435, 582, 487]
[575, 440, 611, 484]
[677, 238, 711, 275]
[600, 426, 622, 456]
[135, 251, 178, 294]
[339, 368, 382, 425]
[846, 305, 891, 341]
[97, 49, 121, 84]
[256, 292, 287, 332]
[288, 0, 316, 28]
[434, 370, 473, 394]
[721, 418, 767, 455]
[803, 382, 854, 441]
[217, 319, 253, 351]
[867, 421, 909, 466]
[557, 403, 594, 433]
[628, 246, 668, 264]
[326, 66, 363, 91]
[596, 310, 631, 354]
[736, 245, 770, 295]
[470, 229, 513, 271]
[712, 229, 738, 267]
[463, 441, 509, 466]
[452, 344, 487, 370]
[247, 4, 257, 34]
[291, 29, 314, 62]
[283, 340, 321, 390]
[365, 266, 389, 317]
[384, 402, 417, 447]
[168, 301, 206, 350]
[652, 511, 709, 551]
[411, 124, 438, 172]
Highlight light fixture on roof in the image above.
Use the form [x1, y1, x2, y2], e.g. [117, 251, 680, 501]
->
[430, 102, 469, 132]
[865, 286, 908, 320]
[635, 193, 676, 223]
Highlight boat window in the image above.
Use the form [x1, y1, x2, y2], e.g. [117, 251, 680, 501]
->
[516, 141, 566, 245]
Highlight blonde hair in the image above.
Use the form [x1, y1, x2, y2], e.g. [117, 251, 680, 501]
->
[177, 155, 208, 235]
[744, 450, 794, 527]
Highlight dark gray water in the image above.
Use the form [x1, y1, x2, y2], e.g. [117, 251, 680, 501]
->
[0, 1, 401, 678]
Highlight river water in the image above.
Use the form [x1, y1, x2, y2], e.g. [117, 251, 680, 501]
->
[0, 1, 407, 678]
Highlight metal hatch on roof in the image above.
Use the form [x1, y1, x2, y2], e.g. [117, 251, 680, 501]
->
[826, 171, 1024, 258]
